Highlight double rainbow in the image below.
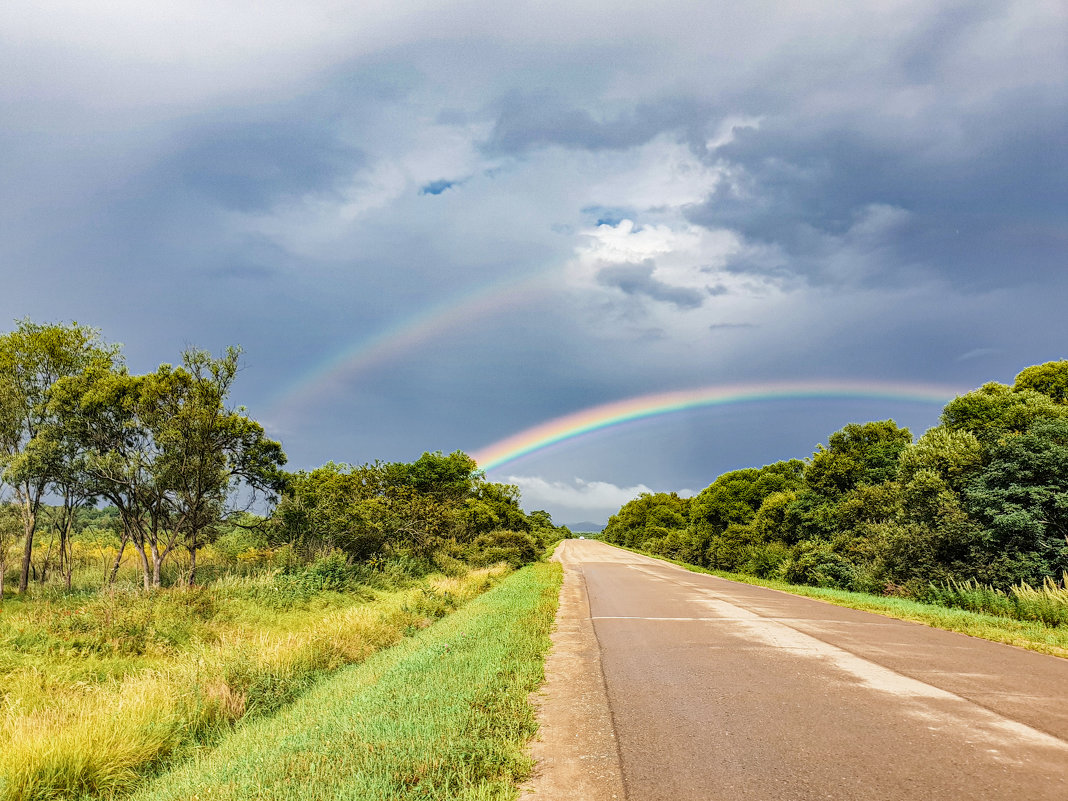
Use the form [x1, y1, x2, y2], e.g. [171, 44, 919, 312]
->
[471, 379, 964, 472]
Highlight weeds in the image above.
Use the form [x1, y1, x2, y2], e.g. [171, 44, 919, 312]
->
[923, 573, 1068, 627]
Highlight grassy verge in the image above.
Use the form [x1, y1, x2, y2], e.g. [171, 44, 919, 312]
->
[0, 566, 509, 801]
[133, 561, 563, 801]
[611, 544, 1068, 658]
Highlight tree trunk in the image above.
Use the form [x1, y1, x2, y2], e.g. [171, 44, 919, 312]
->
[188, 530, 198, 587]
[151, 544, 163, 588]
[131, 539, 151, 591]
[17, 504, 35, 594]
[59, 518, 71, 589]
[107, 531, 129, 587]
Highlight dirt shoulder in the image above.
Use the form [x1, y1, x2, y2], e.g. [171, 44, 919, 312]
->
[521, 540, 626, 800]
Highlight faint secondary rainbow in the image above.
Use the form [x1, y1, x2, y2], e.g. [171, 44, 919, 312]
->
[471, 380, 965, 472]
[268, 272, 558, 418]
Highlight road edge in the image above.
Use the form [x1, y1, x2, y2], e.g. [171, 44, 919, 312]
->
[521, 541, 627, 800]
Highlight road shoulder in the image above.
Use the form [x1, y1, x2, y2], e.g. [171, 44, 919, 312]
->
[521, 541, 626, 801]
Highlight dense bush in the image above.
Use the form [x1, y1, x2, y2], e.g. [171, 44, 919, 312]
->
[465, 529, 542, 568]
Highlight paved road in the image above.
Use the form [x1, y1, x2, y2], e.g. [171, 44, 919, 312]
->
[526, 539, 1068, 801]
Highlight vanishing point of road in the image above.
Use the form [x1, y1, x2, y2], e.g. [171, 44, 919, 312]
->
[523, 539, 1068, 801]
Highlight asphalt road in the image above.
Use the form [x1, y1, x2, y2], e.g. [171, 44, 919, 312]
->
[527, 539, 1068, 801]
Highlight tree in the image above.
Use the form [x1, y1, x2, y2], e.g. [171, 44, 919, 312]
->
[0, 320, 118, 593]
[275, 463, 388, 561]
[898, 425, 983, 492]
[0, 500, 19, 598]
[401, 451, 479, 502]
[155, 348, 286, 585]
[805, 420, 912, 497]
[1013, 360, 1068, 404]
[962, 416, 1068, 586]
[941, 383, 1068, 444]
[50, 348, 285, 588]
[602, 492, 691, 551]
[690, 461, 804, 536]
[459, 481, 530, 542]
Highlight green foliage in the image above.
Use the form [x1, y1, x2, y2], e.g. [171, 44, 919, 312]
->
[601, 492, 691, 551]
[273, 453, 548, 572]
[962, 416, 1068, 585]
[690, 460, 803, 537]
[1013, 360, 1068, 404]
[0, 320, 120, 593]
[921, 575, 1068, 628]
[941, 382, 1068, 443]
[704, 523, 757, 571]
[466, 529, 542, 568]
[779, 541, 856, 589]
[740, 541, 790, 578]
[805, 420, 912, 497]
[400, 450, 479, 500]
[898, 425, 983, 490]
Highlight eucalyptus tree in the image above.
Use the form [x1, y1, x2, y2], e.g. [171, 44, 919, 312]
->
[158, 347, 286, 585]
[0, 320, 118, 593]
[51, 348, 285, 589]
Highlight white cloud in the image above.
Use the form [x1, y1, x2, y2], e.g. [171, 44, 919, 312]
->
[508, 475, 662, 512]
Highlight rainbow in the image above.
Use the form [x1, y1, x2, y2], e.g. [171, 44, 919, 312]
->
[471, 379, 965, 472]
[268, 272, 557, 418]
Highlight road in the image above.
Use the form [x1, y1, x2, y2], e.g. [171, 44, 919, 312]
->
[523, 539, 1068, 801]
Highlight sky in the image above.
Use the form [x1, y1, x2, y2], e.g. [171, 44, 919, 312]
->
[2, 0, 1066, 526]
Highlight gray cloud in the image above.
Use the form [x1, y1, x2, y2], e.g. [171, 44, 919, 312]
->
[165, 117, 364, 212]
[596, 261, 706, 309]
[485, 92, 711, 155]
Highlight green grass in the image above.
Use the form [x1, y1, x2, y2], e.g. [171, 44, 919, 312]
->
[0, 566, 510, 801]
[132, 561, 563, 801]
[611, 544, 1068, 658]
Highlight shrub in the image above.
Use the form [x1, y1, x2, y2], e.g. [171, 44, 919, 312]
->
[778, 541, 855, 589]
[741, 542, 790, 578]
[466, 529, 540, 568]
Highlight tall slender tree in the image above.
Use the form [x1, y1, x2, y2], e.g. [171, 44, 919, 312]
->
[0, 320, 117, 593]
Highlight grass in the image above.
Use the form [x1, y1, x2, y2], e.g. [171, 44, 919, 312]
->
[131, 561, 563, 801]
[923, 574, 1068, 628]
[0, 565, 510, 801]
[611, 544, 1068, 658]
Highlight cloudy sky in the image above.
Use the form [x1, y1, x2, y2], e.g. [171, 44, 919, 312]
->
[3, 1, 1066, 525]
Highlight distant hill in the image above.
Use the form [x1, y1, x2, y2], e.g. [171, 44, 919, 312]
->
[565, 521, 605, 533]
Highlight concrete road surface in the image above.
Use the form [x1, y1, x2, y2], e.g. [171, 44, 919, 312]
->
[524, 539, 1068, 801]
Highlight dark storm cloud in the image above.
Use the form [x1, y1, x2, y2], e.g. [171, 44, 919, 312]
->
[688, 97, 1068, 291]
[596, 261, 705, 309]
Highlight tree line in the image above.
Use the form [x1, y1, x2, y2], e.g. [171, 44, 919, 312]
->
[602, 361, 1068, 596]
[0, 320, 568, 596]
